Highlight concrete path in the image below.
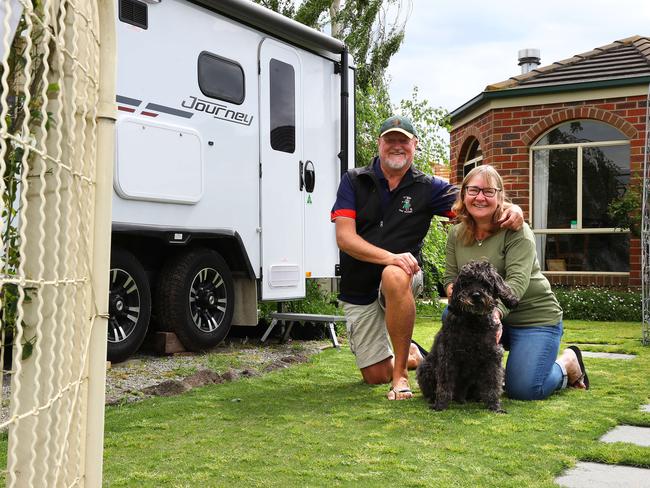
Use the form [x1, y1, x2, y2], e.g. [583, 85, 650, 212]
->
[555, 462, 650, 487]
[555, 351, 649, 487]
[600, 425, 650, 447]
[580, 351, 636, 360]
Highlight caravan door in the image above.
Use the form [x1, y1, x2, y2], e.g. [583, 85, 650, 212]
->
[259, 39, 305, 300]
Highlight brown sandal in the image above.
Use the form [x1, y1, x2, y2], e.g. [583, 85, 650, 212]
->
[567, 346, 590, 390]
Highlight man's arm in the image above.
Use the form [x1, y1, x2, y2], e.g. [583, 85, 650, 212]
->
[335, 217, 420, 276]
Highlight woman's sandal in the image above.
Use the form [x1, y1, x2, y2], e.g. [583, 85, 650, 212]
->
[567, 345, 590, 390]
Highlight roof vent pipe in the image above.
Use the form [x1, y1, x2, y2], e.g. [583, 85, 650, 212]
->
[518, 48, 541, 74]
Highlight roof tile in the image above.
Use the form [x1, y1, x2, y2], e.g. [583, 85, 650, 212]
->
[488, 35, 650, 91]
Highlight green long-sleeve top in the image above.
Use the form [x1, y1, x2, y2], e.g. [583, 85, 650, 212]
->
[444, 222, 562, 327]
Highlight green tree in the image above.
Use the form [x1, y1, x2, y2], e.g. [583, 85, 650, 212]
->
[259, 0, 409, 92]
[254, 0, 296, 17]
[355, 80, 392, 167]
[397, 86, 450, 172]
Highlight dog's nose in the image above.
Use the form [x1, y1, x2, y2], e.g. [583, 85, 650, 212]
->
[471, 291, 481, 301]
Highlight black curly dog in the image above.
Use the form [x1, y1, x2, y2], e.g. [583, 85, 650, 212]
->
[416, 260, 519, 413]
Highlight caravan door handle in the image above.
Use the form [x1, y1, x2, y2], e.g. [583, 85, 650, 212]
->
[303, 160, 315, 193]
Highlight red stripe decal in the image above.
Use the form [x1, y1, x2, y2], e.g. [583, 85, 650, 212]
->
[118, 106, 136, 113]
[141, 111, 159, 117]
[331, 209, 356, 221]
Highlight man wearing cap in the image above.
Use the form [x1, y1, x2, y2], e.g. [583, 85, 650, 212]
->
[331, 115, 523, 400]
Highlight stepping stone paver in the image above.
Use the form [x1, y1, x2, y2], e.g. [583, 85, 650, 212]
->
[555, 462, 650, 487]
[642, 404, 650, 413]
[580, 351, 636, 360]
[600, 425, 650, 447]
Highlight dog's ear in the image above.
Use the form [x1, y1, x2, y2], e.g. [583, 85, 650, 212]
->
[448, 274, 463, 310]
[491, 270, 519, 309]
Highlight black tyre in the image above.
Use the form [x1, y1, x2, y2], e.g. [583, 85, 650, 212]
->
[156, 249, 234, 351]
[107, 248, 151, 363]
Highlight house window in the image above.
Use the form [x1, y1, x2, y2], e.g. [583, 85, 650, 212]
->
[269, 58, 295, 153]
[197, 52, 245, 105]
[463, 139, 482, 177]
[531, 120, 630, 273]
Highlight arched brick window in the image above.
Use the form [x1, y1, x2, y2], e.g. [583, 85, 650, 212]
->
[463, 138, 482, 177]
[531, 120, 630, 274]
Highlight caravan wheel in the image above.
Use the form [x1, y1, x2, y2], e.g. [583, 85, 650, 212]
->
[107, 248, 151, 363]
[156, 249, 234, 351]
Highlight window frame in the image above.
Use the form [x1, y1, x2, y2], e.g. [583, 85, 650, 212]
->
[463, 139, 483, 177]
[529, 121, 630, 276]
[197, 51, 246, 105]
[268, 57, 296, 154]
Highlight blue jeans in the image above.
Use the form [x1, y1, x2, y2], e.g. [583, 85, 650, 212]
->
[501, 321, 564, 400]
[440, 307, 565, 401]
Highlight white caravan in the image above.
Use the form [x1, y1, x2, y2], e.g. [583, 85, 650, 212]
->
[109, 0, 354, 362]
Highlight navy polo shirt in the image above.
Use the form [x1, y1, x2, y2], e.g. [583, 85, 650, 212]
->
[331, 158, 457, 303]
[331, 158, 457, 223]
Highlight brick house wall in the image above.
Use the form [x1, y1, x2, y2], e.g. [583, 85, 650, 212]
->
[449, 95, 645, 287]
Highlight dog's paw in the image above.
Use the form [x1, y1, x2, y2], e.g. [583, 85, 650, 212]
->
[432, 401, 449, 411]
[488, 404, 507, 414]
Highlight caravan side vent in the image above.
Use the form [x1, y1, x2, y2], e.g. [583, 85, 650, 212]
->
[119, 0, 148, 30]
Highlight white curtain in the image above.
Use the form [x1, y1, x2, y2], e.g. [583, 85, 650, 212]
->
[533, 150, 550, 268]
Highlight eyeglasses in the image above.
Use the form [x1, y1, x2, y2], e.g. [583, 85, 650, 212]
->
[465, 186, 501, 197]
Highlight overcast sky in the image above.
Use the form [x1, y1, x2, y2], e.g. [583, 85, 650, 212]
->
[387, 0, 650, 115]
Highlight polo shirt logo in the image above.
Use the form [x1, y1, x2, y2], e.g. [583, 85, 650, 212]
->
[399, 195, 413, 214]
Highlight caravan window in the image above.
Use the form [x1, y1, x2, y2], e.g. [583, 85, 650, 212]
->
[269, 59, 295, 153]
[197, 52, 245, 105]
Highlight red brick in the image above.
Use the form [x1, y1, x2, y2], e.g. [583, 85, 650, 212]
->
[492, 155, 513, 162]
[493, 112, 513, 120]
[533, 109, 553, 117]
[500, 162, 519, 169]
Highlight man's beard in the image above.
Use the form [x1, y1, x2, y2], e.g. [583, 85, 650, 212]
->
[384, 155, 410, 170]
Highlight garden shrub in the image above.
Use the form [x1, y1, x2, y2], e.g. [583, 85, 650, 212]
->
[554, 287, 641, 322]
[421, 217, 449, 297]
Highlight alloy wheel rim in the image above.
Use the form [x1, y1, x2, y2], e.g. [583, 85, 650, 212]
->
[108, 268, 141, 343]
[189, 267, 227, 333]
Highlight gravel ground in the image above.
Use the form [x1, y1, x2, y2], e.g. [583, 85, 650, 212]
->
[105, 336, 331, 405]
[0, 332, 334, 427]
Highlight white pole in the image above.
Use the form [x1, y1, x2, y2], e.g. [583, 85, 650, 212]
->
[84, 0, 116, 485]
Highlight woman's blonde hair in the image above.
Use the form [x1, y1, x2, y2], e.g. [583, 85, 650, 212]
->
[452, 165, 510, 246]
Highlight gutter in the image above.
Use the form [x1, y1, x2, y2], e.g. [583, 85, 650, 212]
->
[188, 0, 345, 56]
[450, 76, 650, 124]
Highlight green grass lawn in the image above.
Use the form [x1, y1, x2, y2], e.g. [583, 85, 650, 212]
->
[3, 320, 650, 487]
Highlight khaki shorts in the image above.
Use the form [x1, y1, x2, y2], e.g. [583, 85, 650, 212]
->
[341, 270, 423, 369]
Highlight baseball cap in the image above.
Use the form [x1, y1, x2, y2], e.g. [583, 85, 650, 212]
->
[379, 115, 417, 139]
